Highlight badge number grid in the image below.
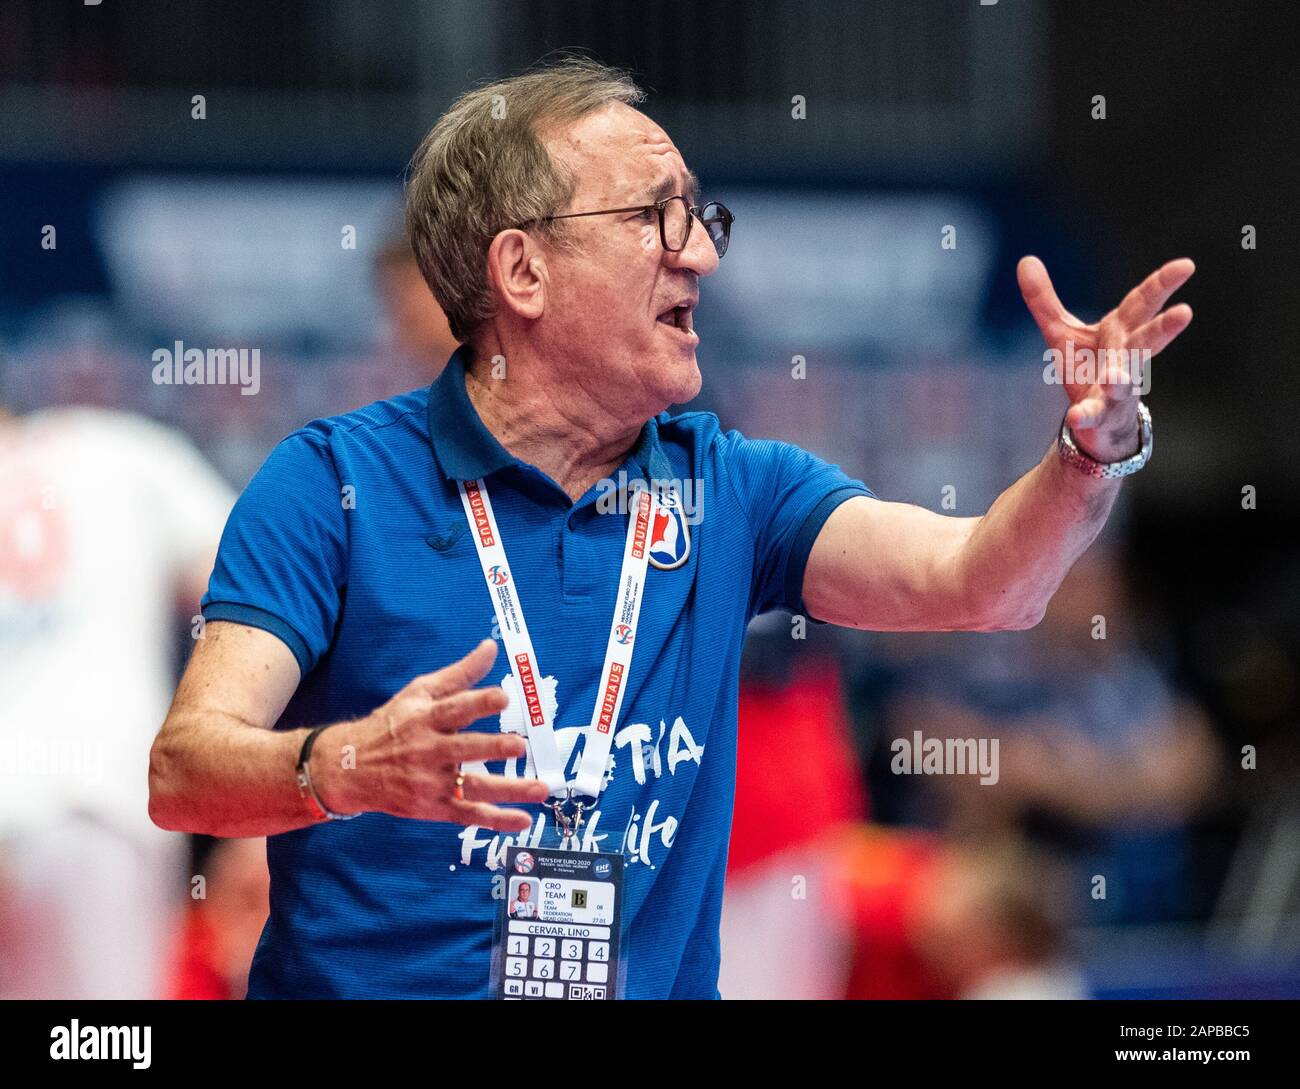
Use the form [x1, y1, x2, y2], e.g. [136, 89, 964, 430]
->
[496, 846, 623, 1001]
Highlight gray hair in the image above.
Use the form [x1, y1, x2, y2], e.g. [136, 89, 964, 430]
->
[405, 57, 645, 344]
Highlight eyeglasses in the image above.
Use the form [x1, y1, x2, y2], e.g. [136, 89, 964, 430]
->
[510, 195, 733, 258]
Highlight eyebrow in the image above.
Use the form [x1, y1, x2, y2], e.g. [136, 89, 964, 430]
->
[643, 169, 700, 205]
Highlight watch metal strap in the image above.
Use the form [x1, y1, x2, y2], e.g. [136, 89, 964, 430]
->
[1057, 400, 1152, 479]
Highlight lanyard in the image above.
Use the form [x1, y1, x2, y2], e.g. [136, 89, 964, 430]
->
[457, 476, 657, 826]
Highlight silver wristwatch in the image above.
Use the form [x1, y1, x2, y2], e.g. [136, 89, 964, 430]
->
[1057, 400, 1152, 479]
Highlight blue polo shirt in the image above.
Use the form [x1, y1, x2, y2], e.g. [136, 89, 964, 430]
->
[202, 348, 873, 999]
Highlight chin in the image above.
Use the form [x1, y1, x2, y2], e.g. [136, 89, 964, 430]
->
[657, 354, 702, 407]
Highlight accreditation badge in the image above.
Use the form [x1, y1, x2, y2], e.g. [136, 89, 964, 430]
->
[493, 845, 625, 1000]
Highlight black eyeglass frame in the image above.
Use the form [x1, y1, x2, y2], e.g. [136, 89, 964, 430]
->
[508, 195, 733, 257]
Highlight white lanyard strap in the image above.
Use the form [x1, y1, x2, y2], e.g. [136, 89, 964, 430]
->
[458, 477, 656, 802]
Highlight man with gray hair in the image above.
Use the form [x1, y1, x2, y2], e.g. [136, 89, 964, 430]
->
[149, 57, 1194, 999]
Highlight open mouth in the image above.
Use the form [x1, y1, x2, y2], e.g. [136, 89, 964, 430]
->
[656, 304, 696, 335]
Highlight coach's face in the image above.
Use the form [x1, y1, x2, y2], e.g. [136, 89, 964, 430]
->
[534, 103, 719, 415]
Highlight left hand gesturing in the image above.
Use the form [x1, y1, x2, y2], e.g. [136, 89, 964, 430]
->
[1017, 255, 1195, 462]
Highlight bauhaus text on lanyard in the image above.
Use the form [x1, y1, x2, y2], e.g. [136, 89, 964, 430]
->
[457, 476, 656, 846]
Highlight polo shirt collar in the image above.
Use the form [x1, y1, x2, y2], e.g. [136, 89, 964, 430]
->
[426, 346, 515, 482]
[426, 346, 673, 487]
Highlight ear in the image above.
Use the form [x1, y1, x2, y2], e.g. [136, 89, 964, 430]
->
[485, 229, 547, 323]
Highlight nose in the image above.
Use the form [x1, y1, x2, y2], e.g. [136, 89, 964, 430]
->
[665, 212, 720, 277]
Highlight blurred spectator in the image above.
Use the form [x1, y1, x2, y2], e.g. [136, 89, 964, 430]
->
[884, 543, 1220, 926]
[373, 232, 460, 373]
[718, 615, 866, 998]
[0, 400, 233, 998]
[167, 837, 269, 1000]
[832, 827, 1083, 999]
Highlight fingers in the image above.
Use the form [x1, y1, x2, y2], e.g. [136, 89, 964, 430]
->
[1017, 255, 1084, 345]
[407, 685, 510, 734]
[443, 797, 536, 833]
[460, 771, 551, 805]
[1128, 302, 1193, 357]
[407, 639, 500, 701]
[1116, 258, 1195, 328]
[437, 731, 528, 764]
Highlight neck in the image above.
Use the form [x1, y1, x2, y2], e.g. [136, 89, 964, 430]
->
[462, 347, 644, 503]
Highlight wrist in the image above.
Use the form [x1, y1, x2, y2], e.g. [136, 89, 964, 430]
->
[303, 722, 364, 819]
[1073, 419, 1139, 462]
[1057, 401, 1152, 480]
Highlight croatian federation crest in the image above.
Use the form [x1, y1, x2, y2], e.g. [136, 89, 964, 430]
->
[647, 490, 691, 570]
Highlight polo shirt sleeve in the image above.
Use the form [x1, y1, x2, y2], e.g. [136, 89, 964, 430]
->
[201, 428, 348, 676]
[718, 429, 874, 619]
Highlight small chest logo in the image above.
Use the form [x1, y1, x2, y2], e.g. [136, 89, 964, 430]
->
[647, 494, 690, 570]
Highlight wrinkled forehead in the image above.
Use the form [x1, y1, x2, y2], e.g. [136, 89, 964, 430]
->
[544, 102, 698, 206]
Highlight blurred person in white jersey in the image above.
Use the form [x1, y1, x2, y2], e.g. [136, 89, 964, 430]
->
[0, 390, 233, 998]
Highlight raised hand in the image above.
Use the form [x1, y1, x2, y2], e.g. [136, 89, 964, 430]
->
[1018, 255, 1194, 462]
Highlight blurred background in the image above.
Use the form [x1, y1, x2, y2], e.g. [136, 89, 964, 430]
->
[0, 0, 1296, 998]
